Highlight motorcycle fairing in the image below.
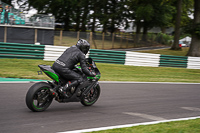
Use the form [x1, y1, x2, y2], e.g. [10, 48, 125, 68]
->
[38, 65, 60, 82]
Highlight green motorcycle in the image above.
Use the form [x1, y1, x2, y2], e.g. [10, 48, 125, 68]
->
[26, 58, 101, 112]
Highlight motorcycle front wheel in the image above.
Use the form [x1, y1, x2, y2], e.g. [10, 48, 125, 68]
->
[81, 83, 100, 106]
[26, 82, 53, 112]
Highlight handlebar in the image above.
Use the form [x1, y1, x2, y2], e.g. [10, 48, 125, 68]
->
[87, 75, 101, 80]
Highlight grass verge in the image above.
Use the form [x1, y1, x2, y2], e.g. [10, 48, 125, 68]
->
[0, 58, 200, 83]
[89, 118, 200, 133]
[138, 47, 189, 56]
[54, 36, 133, 49]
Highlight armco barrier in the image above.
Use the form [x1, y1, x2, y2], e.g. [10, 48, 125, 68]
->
[0, 42, 45, 59]
[89, 49, 126, 64]
[125, 52, 160, 67]
[187, 57, 200, 69]
[44, 45, 69, 61]
[1, 42, 200, 69]
[159, 55, 188, 68]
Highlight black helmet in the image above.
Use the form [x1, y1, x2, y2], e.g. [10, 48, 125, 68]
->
[76, 39, 90, 55]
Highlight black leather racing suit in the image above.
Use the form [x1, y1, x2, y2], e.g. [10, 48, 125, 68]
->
[52, 45, 95, 84]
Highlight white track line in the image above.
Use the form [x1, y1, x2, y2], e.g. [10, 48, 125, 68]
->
[57, 116, 200, 133]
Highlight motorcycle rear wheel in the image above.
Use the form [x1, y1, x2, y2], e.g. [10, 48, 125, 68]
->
[26, 82, 53, 112]
[81, 84, 100, 106]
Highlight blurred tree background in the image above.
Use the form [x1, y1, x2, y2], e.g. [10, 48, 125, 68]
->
[2, 0, 200, 56]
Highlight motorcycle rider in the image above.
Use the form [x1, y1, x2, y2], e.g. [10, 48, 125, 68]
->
[52, 39, 96, 97]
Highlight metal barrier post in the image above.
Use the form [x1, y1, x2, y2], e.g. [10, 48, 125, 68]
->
[126, 33, 129, 48]
[120, 32, 122, 48]
[77, 31, 80, 40]
[60, 30, 63, 45]
[34, 29, 37, 44]
[90, 32, 92, 44]
[112, 33, 115, 49]
[4, 27, 7, 43]
[102, 32, 105, 49]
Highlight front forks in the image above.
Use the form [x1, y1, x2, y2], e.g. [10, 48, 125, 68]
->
[82, 81, 98, 97]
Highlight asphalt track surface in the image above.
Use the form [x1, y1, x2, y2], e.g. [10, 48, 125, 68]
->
[0, 82, 200, 133]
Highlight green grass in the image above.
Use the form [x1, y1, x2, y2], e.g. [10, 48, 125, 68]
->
[138, 47, 189, 56]
[89, 118, 200, 133]
[0, 59, 54, 80]
[54, 36, 78, 47]
[54, 35, 133, 49]
[0, 58, 200, 83]
[99, 63, 200, 83]
[54, 34, 165, 50]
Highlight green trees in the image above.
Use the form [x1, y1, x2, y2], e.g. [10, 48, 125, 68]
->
[186, 0, 200, 56]
[129, 0, 174, 41]
[171, 0, 183, 50]
[13, 0, 175, 34]
[5, 0, 200, 56]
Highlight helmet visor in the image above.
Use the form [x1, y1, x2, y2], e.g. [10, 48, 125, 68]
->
[82, 46, 90, 55]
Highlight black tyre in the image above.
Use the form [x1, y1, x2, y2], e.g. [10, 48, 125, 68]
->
[26, 82, 53, 112]
[81, 83, 100, 106]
